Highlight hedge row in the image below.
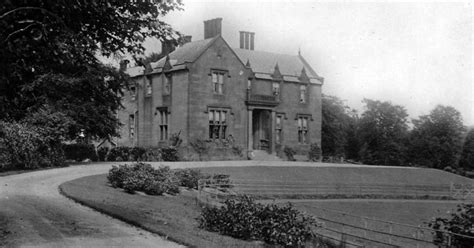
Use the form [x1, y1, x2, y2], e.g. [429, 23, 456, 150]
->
[199, 196, 332, 247]
[61, 145, 180, 162]
[107, 163, 223, 194]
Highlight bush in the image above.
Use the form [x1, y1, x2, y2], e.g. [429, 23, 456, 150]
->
[129, 146, 146, 161]
[0, 121, 65, 171]
[428, 203, 474, 247]
[107, 146, 130, 161]
[308, 142, 322, 162]
[143, 147, 161, 161]
[107, 163, 180, 195]
[199, 195, 319, 247]
[63, 143, 98, 162]
[283, 146, 296, 161]
[161, 147, 179, 161]
[190, 139, 210, 160]
[174, 168, 205, 189]
[97, 147, 109, 161]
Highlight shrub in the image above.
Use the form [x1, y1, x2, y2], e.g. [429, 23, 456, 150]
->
[428, 203, 474, 247]
[232, 145, 244, 157]
[107, 146, 130, 161]
[97, 147, 109, 161]
[0, 121, 65, 171]
[283, 146, 296, 161]
[190, 138, 210, 160]
[129, 147, 146, 161]
[174, 168, 205, 189]
[199, 195, 319, 247]
[308, 142, 322, 162]
[161, 147, 179, 161]
[107, 163, 180, 195]
[143, 147, 161, 161]
[63, 143, 98, 162]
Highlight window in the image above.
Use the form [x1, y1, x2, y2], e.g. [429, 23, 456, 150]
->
[297, 116, 309, 144]
[247, 79, 252, 90]
[209, 109, 227, 140]
[164, 75, 171, 95]
[130, 86, 136, 101]
[272, 82, 280, 96]
[145, 78, 152, 96]
[129, 114, 135, 138]
[212, 71, 225, 94]
[275, 114, 283, 144]
[159, 109, 168, 140]
[299, 85, 307, 103]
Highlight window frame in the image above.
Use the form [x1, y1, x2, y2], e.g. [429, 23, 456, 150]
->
[297, 115, 309, 144]
[145, 76, 152, 97]
[275, 114, 284, 145]
[129, 114, 135, 138]
[299, 84, 307, 104]
[130, 85, 137, 101]
[208, 108, 229, 140]
[163, 74, 172, 96]
[158, 108, 169, 141]
[211, 70, 226, 95]
[272, 82, 281, 96]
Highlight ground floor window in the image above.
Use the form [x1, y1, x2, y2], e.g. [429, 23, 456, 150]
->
[297, 116, 308, 144]
[209, 109, 227, 140]
[158, 108, 168, 140]
[275, 114, 283, 144]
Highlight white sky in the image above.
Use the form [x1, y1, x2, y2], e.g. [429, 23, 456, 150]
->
[140, 0, 473, 126]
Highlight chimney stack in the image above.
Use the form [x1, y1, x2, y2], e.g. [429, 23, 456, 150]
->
[204, 18, 222, 39]
[119, 59, 129, 72]
[239, 31, 255, 50]
[161, 39, 176, 56]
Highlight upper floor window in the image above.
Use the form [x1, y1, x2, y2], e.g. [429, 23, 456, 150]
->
[299, 85, 307, 103]
[129, 114, 135, 138]
[164, 75, 171, 95]
[130, 86, 136, 101]
[275, 114, 283, 144]
[297, 116, 309, 144]
[247, 79, 252, 90]
[209, 109, 227, 140]
[272, 82, 280, 96]
[212, 71, 225, 94]
[145, 77, 152, 96]
[158, 108, 168, 140]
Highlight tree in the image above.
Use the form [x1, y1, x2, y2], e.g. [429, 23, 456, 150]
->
[458, 128, 474, 171]
[428, 204, 474, 248]
[0, 1, 182, 140]
[409, 105, 465, 169]
[321, 95, 352, 159]
[357, 99, 409, 166]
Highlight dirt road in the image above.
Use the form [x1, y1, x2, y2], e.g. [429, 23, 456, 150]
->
[0, 163, 183, 248]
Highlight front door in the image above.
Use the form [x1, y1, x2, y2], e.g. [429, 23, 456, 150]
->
[252, 109, 271, 151]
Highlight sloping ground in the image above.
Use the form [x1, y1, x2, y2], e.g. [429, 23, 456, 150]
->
[198, 166, 473, 199]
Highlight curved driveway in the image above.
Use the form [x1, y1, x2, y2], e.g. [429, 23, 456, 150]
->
[0, 163, 185, 248]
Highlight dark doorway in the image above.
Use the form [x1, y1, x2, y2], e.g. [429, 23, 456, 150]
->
[252, 109, 271, 151]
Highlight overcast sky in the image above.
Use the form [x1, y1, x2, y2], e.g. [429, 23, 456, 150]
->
[140, 0, 473, 126]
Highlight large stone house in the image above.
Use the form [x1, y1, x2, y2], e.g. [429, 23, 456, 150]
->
[115, 18, 324, 159]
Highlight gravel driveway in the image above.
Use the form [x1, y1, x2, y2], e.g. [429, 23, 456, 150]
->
[0, 163, 184, 248]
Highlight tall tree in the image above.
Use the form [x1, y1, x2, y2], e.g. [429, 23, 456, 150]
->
[321, 94, 352, 158]
[357, 99, 409, 166]
[409, 105, 465, 169]
[459, 128, 474, 171]
[0, 1, 182, 140]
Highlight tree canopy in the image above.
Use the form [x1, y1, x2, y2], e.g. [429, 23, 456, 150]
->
[459, 128, 474, 170]
[0, 0, 182, 140]
[321, 94, 353, 158]
[409, 105, 465, 169]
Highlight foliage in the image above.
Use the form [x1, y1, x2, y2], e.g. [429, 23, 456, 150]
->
[63, 143, 98, 162]
[107, 163, 179, 195]
[0, 1, 182, 141]
[0, 121, 64, 170]
[357, 99, 409, 166]
[428, 204, 474, 248]
[231, 145, 244, 157]
[169, 131, 183, 147]
[199, 195, 320, 247]
[190, 138, 210, 160]
[283, 146, 296, 161]
[409, 105, 465, 169]
[308, 142, 322, 162]
[174, 168, 206, 189]
[107, 147, 131, 162]
[161, 147, 180, 161]
[459, 128, 474, 170]
[97, 147, 109, 162]
[321, 95, 353, 158]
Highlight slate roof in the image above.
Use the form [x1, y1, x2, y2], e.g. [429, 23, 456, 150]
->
[125, 66, 144, 78]
[125, 36, 323, 85]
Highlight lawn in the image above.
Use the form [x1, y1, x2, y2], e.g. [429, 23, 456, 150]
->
[59, 174, 263, 248]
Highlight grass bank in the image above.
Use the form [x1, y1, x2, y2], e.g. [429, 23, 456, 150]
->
[59, 174, 263, 248]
